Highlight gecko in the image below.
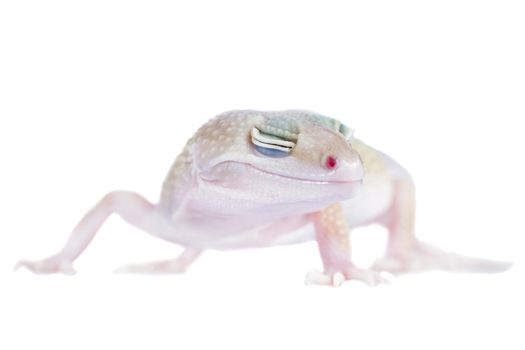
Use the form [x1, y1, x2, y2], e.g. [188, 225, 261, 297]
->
[16, 110, 511, 286]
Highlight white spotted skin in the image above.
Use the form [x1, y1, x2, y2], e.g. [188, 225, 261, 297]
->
[156, 110, 398, 250]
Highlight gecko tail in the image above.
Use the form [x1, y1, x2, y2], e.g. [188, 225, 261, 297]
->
[373, 241, 513, 275]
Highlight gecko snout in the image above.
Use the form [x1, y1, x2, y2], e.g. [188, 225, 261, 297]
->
[323, 151, 363, 182]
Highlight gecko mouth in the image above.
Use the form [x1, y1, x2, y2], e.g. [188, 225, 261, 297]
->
[246, 162, 362, 185]
[201, 161, 363, 187]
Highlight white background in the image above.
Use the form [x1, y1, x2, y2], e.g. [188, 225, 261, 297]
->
[1, 1, 524, 349]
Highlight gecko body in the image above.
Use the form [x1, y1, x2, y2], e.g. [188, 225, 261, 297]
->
[17, 110, 510, 286]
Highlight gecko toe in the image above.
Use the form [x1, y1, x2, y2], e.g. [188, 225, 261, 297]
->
[305, 269, 331, 286]
[332, 272, 345, 287]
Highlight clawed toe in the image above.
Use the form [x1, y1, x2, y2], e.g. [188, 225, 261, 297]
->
[347, 266, 390, 286]
[305, 267, 389, 287]
[305, 270, 346, 287]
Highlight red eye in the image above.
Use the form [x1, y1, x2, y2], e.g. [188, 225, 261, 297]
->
[325, 155, 338, 170]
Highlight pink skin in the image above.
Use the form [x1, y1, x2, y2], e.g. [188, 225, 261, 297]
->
[16, 110, 511, 285]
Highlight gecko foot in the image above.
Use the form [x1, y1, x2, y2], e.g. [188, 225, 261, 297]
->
[115, 249, 202, 274]
[115, 259, 190, 274]
[15, 255, 76, 275]
[305, 267, 389, 287]
[371, 243, 448, 274]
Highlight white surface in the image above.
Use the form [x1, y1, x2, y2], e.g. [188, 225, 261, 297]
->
[1, 1, 523, 349]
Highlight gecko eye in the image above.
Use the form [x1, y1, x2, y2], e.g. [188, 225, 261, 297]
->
[251, 127, 295, 158]
[323, 155, 339, 170]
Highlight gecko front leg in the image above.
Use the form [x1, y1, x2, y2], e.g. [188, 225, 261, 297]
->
[16, 191, 200, 274]
[306, 203, 387, 287]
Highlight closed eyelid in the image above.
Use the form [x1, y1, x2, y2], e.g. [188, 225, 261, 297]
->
[253, 145, 290, 158]
[251, 127, 295, 157]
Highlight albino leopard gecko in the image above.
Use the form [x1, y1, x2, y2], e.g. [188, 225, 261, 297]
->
[16, 110, 511, 286]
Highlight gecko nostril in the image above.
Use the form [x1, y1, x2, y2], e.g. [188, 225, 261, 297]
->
[324, 155, 338, 170]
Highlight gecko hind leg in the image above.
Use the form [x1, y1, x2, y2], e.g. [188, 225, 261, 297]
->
[373, 241, 512, 274]
[16, 191, 169, 275]
[115, 248, 202, 274]
[371, 179, 512, 274]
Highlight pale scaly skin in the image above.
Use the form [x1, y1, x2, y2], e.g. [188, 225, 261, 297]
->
[16, 110, 511, 286]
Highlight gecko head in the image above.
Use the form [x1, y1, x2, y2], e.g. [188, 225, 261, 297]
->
[195, 110, 364, 214]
